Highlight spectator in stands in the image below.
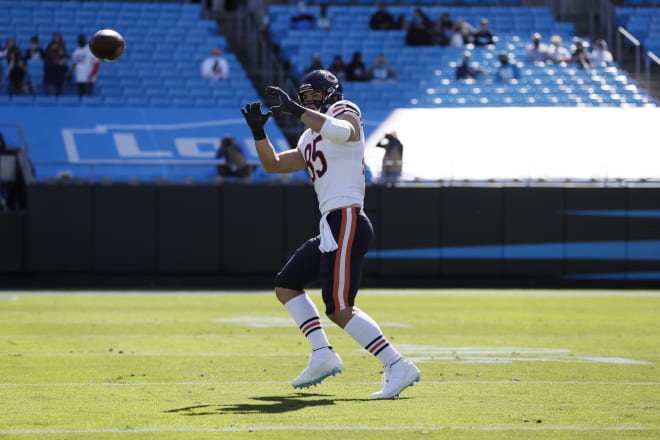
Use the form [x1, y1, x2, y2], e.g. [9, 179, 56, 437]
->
[432, 12, 453, 46]
[317, 4, 331, 32]
[525, 33, 550, 64]
[0, 39, 8, 88]
[449, 19, 474, 48]
[200, 48, 229, 81]
[305, 53, 324, 75]
[290, 2, 315, 30]
[472, 18, 495, 47]
[0, 37, 17, 61]
[346, 51, 369, 81]
[327, 54, 347, 81]
[71, 34, 100, 98]
[5, 43, 20, 65]
[496, 52, 520, 83]
[216, 135, 252, 178]
[590, 38, 613, 67]
[43, 42, 68, 97]
[24, 35, 45, 62]
[546, 35, 571, 64]
[369, 54, 397, 82]
[405, 8, 433, 46]
[370, 3, 396, 30]
[376, 132, 404, 184]
[7, 49, 31, 96]
[46, 32, 68, 57]
[571, 38, 592, 69]
[455, 51, 485, 81]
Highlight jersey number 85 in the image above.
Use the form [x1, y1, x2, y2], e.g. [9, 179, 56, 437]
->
[303, 135, 327, 182]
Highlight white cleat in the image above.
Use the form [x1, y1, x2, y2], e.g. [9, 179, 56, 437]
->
[291, 347, 343, 389]
[370, 358, 421, 399]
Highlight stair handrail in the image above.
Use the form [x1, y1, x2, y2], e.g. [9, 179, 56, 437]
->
[617, 26, 641, 80]
[646, 50, 660, 91]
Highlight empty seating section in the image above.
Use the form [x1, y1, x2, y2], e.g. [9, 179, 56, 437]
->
[615, 6, 660, 55]
[0, 0, 255, 108]
[270, 4, 657, 109]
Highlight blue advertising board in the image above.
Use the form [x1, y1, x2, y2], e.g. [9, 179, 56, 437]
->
[0, 106, 285, 181]
[0, 105, 390, 182]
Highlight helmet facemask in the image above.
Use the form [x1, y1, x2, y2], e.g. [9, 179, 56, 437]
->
[297, 70, 343, 113]
[299, 87, 341, 113]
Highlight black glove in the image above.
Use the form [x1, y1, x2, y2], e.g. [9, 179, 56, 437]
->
[240, 102, 272, 140]
[265, 86, 306, 119]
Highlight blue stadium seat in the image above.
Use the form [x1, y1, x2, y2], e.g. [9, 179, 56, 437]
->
[57, 96, 80, 106]
[34, 95, 57, 106]
[1, 0, 254, 113]
[80, 96, 103, 106]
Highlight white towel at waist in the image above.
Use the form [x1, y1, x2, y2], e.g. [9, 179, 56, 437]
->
[318, 212, 338, 253]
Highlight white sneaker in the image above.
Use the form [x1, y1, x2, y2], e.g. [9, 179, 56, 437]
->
[370, 358, 421, 399]
[291, 347, 343, 389]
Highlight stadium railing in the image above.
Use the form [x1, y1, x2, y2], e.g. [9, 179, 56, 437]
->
[617, 25, 643, 82]
[647, 50, 660, 87]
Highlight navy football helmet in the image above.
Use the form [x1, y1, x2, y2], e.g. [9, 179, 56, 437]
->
[297, 69, 343, 113]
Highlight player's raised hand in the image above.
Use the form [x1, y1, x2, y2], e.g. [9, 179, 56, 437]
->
[265, 86, 306, 119]
[241, 102, 271, 140]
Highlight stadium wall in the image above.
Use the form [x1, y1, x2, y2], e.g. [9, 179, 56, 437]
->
[1, 183, 660, 288]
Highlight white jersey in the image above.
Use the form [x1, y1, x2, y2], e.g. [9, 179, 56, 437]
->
[71, 45, 99, 83]
[296, 100, 366, 215]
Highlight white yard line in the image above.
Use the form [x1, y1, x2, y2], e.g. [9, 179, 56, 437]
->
[1, 426, 658, 435]
[1, 380, 659, 387]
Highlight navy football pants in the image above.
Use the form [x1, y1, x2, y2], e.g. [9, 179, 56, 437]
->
[275, 207, 373, 315]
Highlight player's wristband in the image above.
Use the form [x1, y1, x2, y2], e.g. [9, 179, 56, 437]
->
[251, 128, 266, 141]
[290, 102, 306, 119]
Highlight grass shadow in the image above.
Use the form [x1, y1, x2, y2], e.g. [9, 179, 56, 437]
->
[165, 392, 373, 416]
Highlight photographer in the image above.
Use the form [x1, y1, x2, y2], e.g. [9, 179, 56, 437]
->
[376, 132, 403, 184]
[216, 136, 252, 178]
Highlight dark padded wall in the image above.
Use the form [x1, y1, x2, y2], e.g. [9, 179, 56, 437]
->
[10, 184, 660, 287]
[93, 185, 158, 273]
[564, 187, 626, 277]
[441, 187, 503, 277]
[626, 187, 660, 278]
[157, 185, 221, 273]
[378, 187, 441, 276]
[26, 185, 92, 272]
[503, 187, 564, 278]
[0, 212, 23, 272]
[282, 184, 318, 265]
[363, 185, 380, 276]
[221, 185, 284, 274]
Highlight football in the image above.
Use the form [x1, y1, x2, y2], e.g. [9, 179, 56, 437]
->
[89, 29, 125, 62]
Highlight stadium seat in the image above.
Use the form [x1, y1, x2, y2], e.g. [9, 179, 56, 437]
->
[2, 0, 257, 111]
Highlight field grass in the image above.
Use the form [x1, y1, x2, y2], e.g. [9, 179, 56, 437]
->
[1, 289, 659, 439]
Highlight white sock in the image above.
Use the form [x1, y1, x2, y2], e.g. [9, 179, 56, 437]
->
[344, 311, 401, 366]
[284, 294, 331, 351]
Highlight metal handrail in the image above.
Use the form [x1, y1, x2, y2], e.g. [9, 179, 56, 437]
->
[647, 50, 660, 89]
[617, 26, 642, 81]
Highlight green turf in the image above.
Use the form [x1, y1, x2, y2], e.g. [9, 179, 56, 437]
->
[1, 289, 659, 439]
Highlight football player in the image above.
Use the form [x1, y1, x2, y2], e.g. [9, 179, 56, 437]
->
[241, 70, 420, 399]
